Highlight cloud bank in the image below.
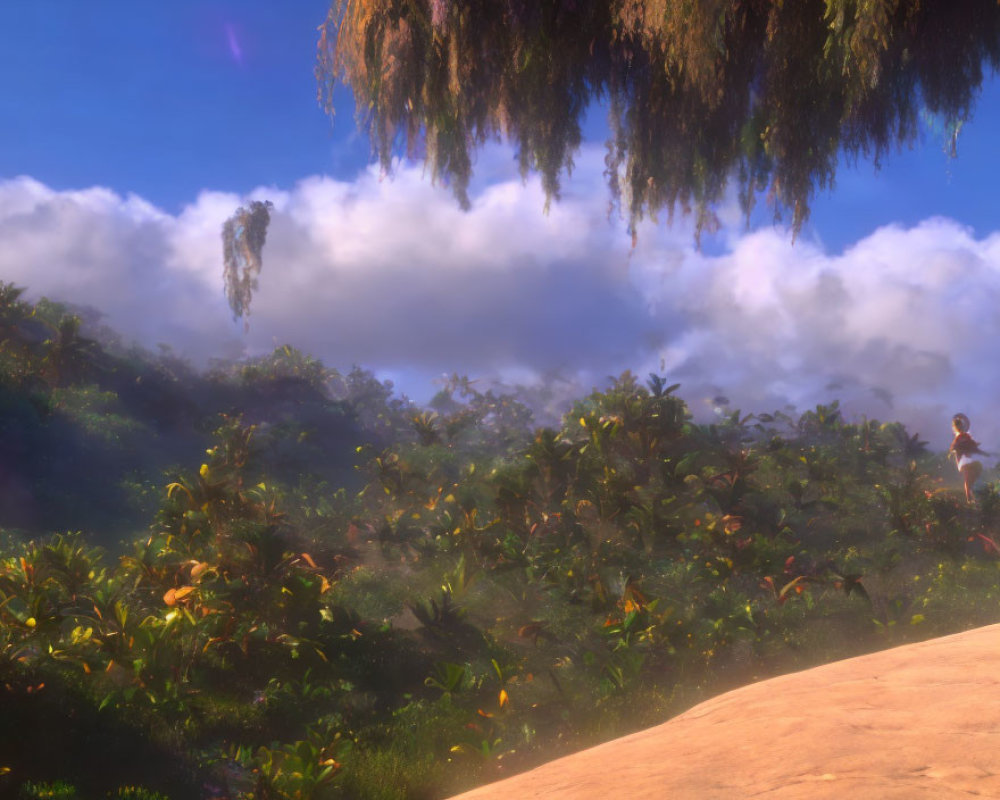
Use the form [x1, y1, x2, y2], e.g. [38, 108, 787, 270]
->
[1, 147, 998, 449]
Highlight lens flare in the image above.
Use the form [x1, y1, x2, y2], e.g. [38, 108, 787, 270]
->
[225, 23, 243, 64]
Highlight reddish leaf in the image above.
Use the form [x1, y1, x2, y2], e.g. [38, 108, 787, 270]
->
[300, 552, 318, 569]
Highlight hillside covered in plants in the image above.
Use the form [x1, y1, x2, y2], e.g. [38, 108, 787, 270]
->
[1, 283, 999, 800]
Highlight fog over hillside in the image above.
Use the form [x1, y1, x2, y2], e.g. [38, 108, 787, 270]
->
[4, 146, 998, 449]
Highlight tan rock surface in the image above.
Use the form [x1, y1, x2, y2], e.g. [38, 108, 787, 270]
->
[449, 624, 1000, 799]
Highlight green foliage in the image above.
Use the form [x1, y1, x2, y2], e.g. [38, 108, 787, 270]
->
[0, 290, 372, 544]
[109, 789, 170, 800]
[233, 731, 347, 799]
[18, 782, 79, 799]
[5, 287, 1000, 798]
[319, 0, 1000, 237]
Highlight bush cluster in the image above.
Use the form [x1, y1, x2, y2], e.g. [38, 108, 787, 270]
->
[1, 284, 998, 798]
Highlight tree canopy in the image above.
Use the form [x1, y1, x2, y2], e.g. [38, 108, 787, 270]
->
[317, 0, 1000, 238]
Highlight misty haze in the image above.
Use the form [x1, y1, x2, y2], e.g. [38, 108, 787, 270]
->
[2, 2, 1000, 798]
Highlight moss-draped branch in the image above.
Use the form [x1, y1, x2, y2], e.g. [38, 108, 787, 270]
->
[318, 0, 1000, 237]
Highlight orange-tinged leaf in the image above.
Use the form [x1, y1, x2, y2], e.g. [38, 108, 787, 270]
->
[163, 585, 195, 606]
[424, 488, 443, 510]
[300, 552, 318, 569]
[778, 575, 807, 600]
[346, 522, 360, 543]
[189, 562, 210, 580]
[518, 622, 543, 639]
[722, 514, 743, 533]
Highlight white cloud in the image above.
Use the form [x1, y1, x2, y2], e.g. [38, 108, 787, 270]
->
[636, 218, 1000, 448]
[1, 151, 998, 449]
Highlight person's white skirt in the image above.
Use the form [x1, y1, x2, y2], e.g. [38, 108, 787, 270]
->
[957, 454, 981, 472]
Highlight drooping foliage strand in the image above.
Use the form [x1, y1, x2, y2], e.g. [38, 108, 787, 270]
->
[318, 0, 1000, 237]
[222, 200, 274, 322]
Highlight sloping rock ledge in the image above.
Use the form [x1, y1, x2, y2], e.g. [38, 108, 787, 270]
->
[449, 624, 1000, 799]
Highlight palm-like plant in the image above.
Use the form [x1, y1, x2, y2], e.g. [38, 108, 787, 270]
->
[41, 315, 98, 386]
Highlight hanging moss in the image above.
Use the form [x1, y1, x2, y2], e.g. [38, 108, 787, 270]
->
[222, 200, 274, 322]
[318, 0, 1000, 238]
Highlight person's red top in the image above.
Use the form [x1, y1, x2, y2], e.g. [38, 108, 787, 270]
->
[951, 432, 982, 458]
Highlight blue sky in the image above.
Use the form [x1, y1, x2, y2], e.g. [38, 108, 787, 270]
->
[2, 2, 1000, 446]
[0, 2, 361, 207]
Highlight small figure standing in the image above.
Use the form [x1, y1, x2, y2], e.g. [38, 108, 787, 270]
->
[950, 413, 986, 504]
